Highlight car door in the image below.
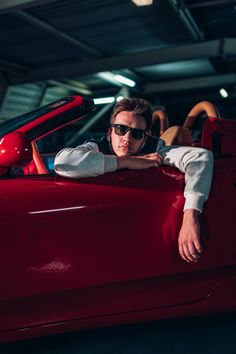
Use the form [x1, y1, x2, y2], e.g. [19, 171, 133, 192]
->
[0, 161, 235, 332]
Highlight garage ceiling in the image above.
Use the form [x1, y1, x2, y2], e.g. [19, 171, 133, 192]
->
[1, 0, 236, 104]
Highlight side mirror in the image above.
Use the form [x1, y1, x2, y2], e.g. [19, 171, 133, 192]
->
[0, 132, 32, 168]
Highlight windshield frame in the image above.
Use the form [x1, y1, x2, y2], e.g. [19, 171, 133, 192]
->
[0, 97, 74, 138]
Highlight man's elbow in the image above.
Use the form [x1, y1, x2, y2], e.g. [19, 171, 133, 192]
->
[203, 149, 214, 169]
[54, 150, 85, 178]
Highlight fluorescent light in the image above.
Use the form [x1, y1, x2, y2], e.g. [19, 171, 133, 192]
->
[97, 72, 122, 87]
[97, 72, 136, 88]
[114, 75, 136, 87]
[94, 97, 115, 105]
[131, 0, 153, 6]
[116, 96, 124, 102]
[219, 88, 228, 98]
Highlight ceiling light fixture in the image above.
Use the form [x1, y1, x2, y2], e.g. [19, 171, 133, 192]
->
[116, 96, 124, 102]
[94, 97, 115, 105]
[97, 72, 136, 88]
[219, 88, 228, 98]
[114, 75, 136, 87]
[131, 0, 153, 6]
[97, 72, 123, 87]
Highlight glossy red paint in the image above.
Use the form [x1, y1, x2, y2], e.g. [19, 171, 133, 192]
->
[0, 95, 235, 343]
[0, 132, 32, 168]
[15, 96, 90, 141]
[202, 117, 236, 152]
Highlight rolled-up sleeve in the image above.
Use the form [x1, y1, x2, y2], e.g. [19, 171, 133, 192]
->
[54, 142, 117, 178]
[159, 145, 214, 212]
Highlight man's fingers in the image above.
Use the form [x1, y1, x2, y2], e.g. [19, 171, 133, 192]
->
[143, 152, 163, 162]
[179, 244, 190, 262]
[183, 243, 196, 262]
[148, 154, 162, 166]
[193, 238, 203, 254]
[138, 154, 162, 167]
[156, 156, 162, 165]
[179, 240, 202, 262]
[188, 241, 201, 259]
[138, 153, 163, 167]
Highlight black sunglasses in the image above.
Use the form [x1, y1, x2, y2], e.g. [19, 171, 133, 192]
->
[111, 124, 146, 140]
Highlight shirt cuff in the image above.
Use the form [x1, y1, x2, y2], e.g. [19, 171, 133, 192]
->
[104, 155, 118, 173]
[184, 193, 206, 213]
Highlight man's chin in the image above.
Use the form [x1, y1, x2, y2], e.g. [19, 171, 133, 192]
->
[117, 150, 132, 157]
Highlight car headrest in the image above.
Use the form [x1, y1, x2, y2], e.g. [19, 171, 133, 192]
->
[202, 117, 236, 158]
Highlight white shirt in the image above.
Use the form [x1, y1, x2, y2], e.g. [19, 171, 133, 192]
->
[54, 141, 214, 212]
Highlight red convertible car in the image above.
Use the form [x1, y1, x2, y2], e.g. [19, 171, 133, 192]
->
[0, 95, 235, 343]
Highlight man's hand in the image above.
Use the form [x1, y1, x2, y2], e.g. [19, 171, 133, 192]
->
[117, 153, 163, 170]
[178, 209, 203, 262]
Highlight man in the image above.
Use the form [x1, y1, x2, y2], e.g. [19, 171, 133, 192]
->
[54, 97, 214, 263]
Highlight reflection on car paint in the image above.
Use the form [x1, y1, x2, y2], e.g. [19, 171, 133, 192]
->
[28, 205, 87, 214]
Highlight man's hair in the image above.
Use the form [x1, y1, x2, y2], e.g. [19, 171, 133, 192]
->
[110, 97, 152, 129]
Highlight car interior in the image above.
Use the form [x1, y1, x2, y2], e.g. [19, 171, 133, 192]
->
[20, 100, 236, 177]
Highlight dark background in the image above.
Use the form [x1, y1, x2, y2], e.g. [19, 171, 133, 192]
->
[1, 313, 236, 354]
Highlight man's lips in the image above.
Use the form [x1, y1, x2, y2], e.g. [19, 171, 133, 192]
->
[119, 145, 130, 151]
[118, 146, 134, 155]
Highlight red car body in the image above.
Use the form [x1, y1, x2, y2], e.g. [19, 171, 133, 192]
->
[0, 96, 235, 343]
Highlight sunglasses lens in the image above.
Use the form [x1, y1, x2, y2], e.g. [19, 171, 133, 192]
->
[114, 125, 128, 136]
[131, 129, 144, 140]
[112, 124, 145, 140]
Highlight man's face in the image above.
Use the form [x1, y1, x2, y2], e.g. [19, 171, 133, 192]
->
[110, 111, 147, 156]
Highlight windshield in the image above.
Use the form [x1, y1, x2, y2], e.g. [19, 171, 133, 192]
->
[0, 97, 74, 137]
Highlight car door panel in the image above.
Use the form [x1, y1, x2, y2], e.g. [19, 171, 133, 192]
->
[0, 164, 235, 331]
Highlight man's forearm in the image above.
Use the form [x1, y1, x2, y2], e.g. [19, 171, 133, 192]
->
[116, 153, 162, 170]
